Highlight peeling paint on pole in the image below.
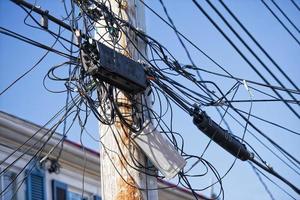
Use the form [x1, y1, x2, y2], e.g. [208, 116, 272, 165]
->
[96, 0, 158, 199]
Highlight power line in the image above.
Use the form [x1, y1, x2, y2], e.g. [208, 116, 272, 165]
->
[249, 162, 276, 200]
[261, 0, 300, 46]
[253, 160, 296, 200]
[5, 0, 300, 199]
[250, 157, 300, 197]
[190, 65, 300, 94]
[0, 29, 62, 96]
[224, 98, 300, 104]
[158, 0, 235, 136]
[290, 0, 300, 12]
[270, 0, 300, 34]
[219, 0, 300, 93]
[0, 27, 77, 60]
[205, 0, 300, 107]
[138, 0, 235, 78]
[219, 106, 300, 175]
[234, 108, 300, 136]
[191, 0, 300, 119]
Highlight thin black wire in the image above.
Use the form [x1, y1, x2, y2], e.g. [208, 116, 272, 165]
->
[225, 98, 300, 104]
[0, 27, 77, 60]
[5, 0, 300, 199]
[234, 108, 300, 136]
[138, 0, 236, 79]
[0, 104, 79, 197]
[251, 163, 298, 199]
[195, 80, 300, 177]
[158, 0, 235, 139]
[204, 0, 300, 109]
[191, 65, 300, 95]
[0, 27, 62, 96]
[219, 0, 300, 93]
[290, 0, 300, 12]
[261, 0, 300, 46]
[270, 0, 300, 34]
[249, 162, 276, 200]
[0, 97, 80, 178]
[219, 105, 300, 175]
[191, 0, 300, 120]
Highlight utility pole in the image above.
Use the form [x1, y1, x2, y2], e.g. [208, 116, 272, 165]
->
[95, 0, 158, 199]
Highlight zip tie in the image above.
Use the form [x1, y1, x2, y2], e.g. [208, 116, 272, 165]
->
[41, 10, 49, 29]
[243, 79, 253, 98]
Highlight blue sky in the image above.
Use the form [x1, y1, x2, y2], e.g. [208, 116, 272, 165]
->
[0, 0, 299, 199]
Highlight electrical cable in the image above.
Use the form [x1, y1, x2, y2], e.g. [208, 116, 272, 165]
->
[250, 157, 300, 195]
[0, 26, 77, 60]
[249, 162, 276, 200]
[290, 0, 300, 12]
[219, 0, 300, 92]
[205, 0, 300, 108]
[4, 1, 300, 199]
[191, 0, 300, 120]
[270, 0, 300, 34]
[261, 0, 300, 46]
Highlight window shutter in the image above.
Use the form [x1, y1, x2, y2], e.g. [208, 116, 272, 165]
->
[26, 167, 46, 200]
[93, 195, 101, 200]
[3, 171, 17, 200]
[52, 180, 68, 200]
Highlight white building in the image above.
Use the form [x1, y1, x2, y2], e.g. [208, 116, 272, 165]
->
[0, 111, 209, 200]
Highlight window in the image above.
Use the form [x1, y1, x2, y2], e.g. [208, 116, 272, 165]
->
[52, 180, 101, 200]
[68, 191, 87, 200]
[52, 180, 67, 200]
[1, 171, 17, 200]
[93, 196, 101, 200]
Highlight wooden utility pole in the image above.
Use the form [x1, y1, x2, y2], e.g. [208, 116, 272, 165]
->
[95, 0, 158, 199]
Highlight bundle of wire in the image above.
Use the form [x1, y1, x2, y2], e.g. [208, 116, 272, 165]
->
[1, 0, 300, 199]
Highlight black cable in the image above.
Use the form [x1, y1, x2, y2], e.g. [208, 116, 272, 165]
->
[205, 0, 300, 108]
[250, 157, 300, 195]
[261, 0, 300, 46]
[224, 98, 300, 104]
[191, 65, 300, 94]
[191, 0, 300, 119]
[290, 0, 300, 12]
[158, 0, 235, 139]
[0, 94, 80, 167]
[234, 108, 300, 136]
[138, 0, 235, 78]
[0, 96, 80, 177]
[0, 105, 79, 197]
[270, 0, 300, 34]
[219, 0, 300, 93]
[254, 165, 297, 199]
[0, 50, 48, 96]
[249, 162, 276, 200]
[0, 27, 77, 60]
[219, 105, 300, 175]
[0, 25, 63, 96]
[194, 80, 300, 175]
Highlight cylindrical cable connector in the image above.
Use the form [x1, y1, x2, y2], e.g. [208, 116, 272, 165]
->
[192, 107, 251, 161]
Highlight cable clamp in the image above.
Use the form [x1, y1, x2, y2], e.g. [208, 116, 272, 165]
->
[41, 10, 49, 29]
[75, 29, 81, 45]
[243, 80, 253, 98]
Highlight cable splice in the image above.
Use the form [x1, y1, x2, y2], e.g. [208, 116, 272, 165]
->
[192, 106, 252, 161]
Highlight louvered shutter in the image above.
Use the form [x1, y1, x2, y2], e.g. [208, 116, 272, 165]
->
[26, 168, 46, 200]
